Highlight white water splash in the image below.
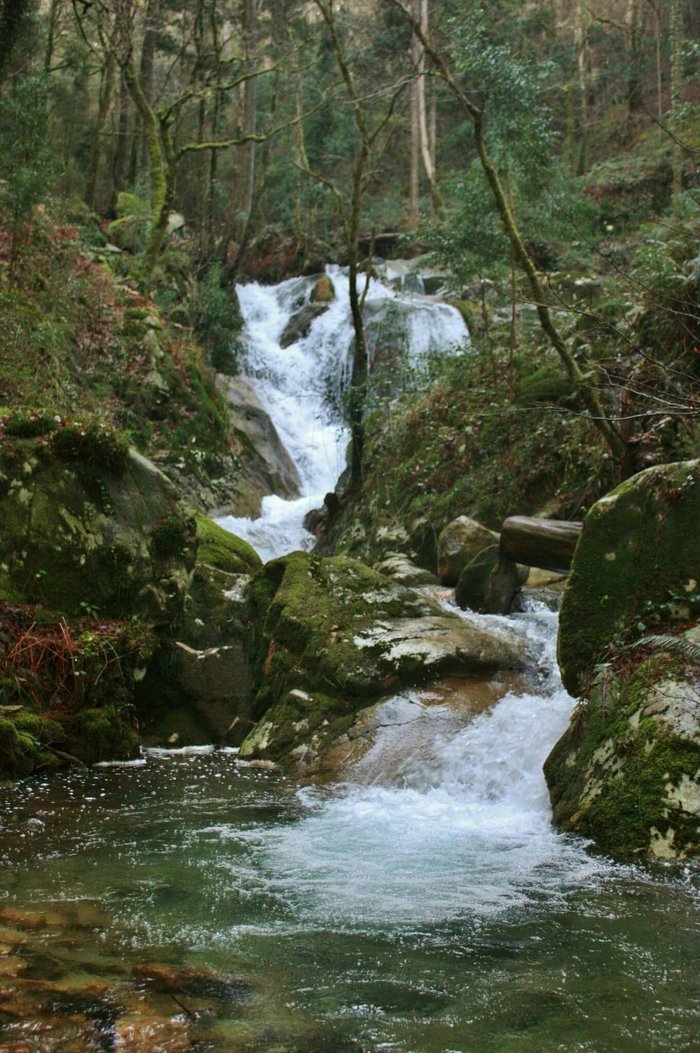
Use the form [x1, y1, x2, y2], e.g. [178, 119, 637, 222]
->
[217, 265, 468, 562]
[215, 604, 606, 928]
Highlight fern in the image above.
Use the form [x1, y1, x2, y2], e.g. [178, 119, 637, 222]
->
[636, 634, 700, 666]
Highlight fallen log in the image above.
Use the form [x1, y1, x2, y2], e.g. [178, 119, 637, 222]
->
[500, 517, 582, 574]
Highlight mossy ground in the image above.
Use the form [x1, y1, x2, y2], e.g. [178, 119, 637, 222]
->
[0, 205, 243, 510]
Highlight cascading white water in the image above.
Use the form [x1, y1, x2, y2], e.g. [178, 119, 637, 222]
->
[221, 602, 604, 929]
[217, 265, 469, 562]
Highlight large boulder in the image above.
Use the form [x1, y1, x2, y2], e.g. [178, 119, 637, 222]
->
[558, 459, 700, 697]
[217, 376, 301, 513]
[0, 426, 196, 624]
[544, 631, 700, 859]
[546, 459, 700, 859]
[137, 515, 260, 748]
[455, 551, 529, 615]
[437, 516, 499, 586]
[239, 552, 526, 768]
[0, 423, 198, 773]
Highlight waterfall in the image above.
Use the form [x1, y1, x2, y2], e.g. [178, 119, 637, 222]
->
[217, 265, 469, 562]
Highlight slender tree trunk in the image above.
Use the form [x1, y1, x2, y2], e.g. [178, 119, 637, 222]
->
[233, 0, 258, 241]
[574, 1, 588, 173]
[44, 0, 61, 73]
[416, 0, 442, 214]
[625, 0, 642, 114]
[86, 50, 116, 208]
[123, 59, 174, 274]
[113, 72, 130, 194]
[408, 25, 420, 227]
[670, 0, 683, 203]
[347, 154, 369, 489]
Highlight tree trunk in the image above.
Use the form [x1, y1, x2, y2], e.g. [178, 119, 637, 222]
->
[86, 49, 116, 209]
[670, 0, 683, 203]
[500, 517, 582, 573]
[416, 0, 442, 214]
[408, 25, 420, 227]
[112, 72, 130, 194]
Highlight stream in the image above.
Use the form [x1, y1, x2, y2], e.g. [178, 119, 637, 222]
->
[1, 269, 699, 1051]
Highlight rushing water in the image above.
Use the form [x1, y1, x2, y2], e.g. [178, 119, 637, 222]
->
[2, 270, 698, 1050]
[217, 265, 468, 562]
[1, 604, 699, 1050]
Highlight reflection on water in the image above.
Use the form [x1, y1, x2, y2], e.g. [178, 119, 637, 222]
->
[1, 610, 699, 1051]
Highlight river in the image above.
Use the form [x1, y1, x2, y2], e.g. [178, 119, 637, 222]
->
[0, 269, 698, 1050]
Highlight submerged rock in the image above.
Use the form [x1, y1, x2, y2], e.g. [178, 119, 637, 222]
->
[239, 552, 525, 768]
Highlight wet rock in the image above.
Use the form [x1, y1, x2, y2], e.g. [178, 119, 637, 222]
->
[437, 517, 499, 586]
[373, 554, 439, 587]
[239, 552, 525, 766]
[310, 274, 335, 303]
[545, 630, 700, 859]
[113, 1013, 190, 1053]
[558, 458, 700, 697]
[280, 302, 328, 348]
[217, 376, 301, 512]
[0, 908, 46, 932]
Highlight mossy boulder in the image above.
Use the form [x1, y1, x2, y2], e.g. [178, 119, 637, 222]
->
[558, 459, 700, 697]
[437, 517, 499, 586]
[544, 634, 700, 859]
[239, 551, 526, 767]
[310, 274, 335, 303]
[455, 551, 529, 615]
[136, 519, 258, 749]
[0, 433, 196, 624]
[194, 514, 261, 576]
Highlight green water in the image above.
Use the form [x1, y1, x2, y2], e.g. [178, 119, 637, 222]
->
[0, 747, 698, 1052]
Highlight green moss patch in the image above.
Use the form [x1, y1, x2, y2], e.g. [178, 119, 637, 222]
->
[195, 514, 261, 576]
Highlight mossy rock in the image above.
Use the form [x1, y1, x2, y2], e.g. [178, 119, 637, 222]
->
[0, 437, 196, 624]
[544, 639, 700, 859]
[558, 459, 700, 697]
[239, 551, 525, 766]
[194, 514, 261, 576]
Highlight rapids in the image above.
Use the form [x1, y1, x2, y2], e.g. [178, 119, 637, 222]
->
[217, 265, 468, 561]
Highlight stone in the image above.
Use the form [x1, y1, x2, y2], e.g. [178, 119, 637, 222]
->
[113, 1014, 190, 1053]
[373, 554, 439, 587]
[558, 459, 700, 697]
[217, 376, 301, 511]
[239, 552, 525, 766]
[132, 962, 252, 1002]
[280, 302, 328, 347]
[455, 551, 528, 615]
[544, 638, 700, 859]
[309, 274, 335, 303]
[437, 517, 499, 586]
[0, 436, 196, 626]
